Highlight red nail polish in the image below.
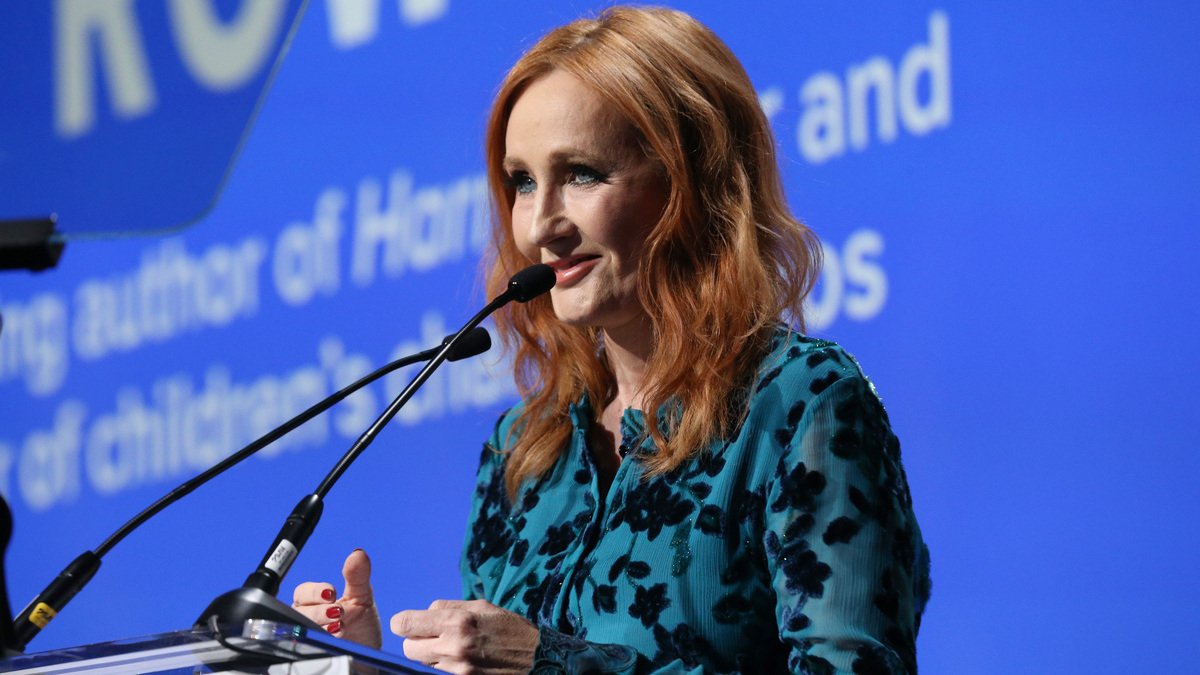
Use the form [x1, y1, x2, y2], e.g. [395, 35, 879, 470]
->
[326, 606, 342, 619]
[327, 621, 341, 634]
[322, 589, 335, 601]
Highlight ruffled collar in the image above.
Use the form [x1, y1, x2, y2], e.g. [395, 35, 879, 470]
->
[567, 393, 670, 457]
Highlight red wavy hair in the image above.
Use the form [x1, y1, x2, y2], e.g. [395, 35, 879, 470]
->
[483, 6, 822, 498]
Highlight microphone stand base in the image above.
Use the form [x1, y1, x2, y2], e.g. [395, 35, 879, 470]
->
[195, 587, 322, 631]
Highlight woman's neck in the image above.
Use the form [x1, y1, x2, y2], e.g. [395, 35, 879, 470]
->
[601, 313, 654, 413]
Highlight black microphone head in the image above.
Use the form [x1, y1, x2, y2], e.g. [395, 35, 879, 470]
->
[444, 327, 492, 361]
[507, 264, 556, 303]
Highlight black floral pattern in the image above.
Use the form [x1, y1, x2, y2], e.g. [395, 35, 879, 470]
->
[593, 584, 618, 613]
[463, 446, 513, 574]
[629, 583, 671, 627]
[766, 530, 832, 598]
[696, 504, 725, 536]
[626, 561, 651, 580]
[791, 648, 836, 675]
[510, 538, 529, 566]
[823, 516, 863, 545]
[713, 592, 754, 624]
[651, 622, 722, 670]
[608, 553, 630, 582]
[771, 460, 827, 515]
[610, 476, 696, 541]
[851, 644, 906, 675]
[810, 370, 841, 395]
[461, 328, 930, 674]
[539, 522, 578, 558]
[780, 604, 812, 632]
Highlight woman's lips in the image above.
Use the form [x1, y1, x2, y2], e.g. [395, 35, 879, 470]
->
[548, 255, 600, 287]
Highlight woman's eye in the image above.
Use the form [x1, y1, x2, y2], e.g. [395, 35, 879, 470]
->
[506, 171, 536, 195]
[568, 165, 605, 186]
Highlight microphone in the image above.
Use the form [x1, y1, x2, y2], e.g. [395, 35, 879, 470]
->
[9, 328, 490, 652]
[196, 264, 555, 629]
[502, 263, 557, 303]
[438, 326, 493, 362]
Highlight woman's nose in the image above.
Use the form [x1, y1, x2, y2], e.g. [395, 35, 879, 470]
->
[526, 187, 571, 247]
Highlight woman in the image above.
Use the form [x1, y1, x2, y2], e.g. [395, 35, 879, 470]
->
[294, 7, 930, 674]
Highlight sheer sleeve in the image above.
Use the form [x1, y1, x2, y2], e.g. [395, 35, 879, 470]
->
[460, 415, 516, 602]
[763, 374, 926, 674]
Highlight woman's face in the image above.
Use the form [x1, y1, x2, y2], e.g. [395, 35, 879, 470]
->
[504, 70, 667, 335]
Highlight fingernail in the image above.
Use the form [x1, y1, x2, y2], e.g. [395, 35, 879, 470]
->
[322, 589, 336, 601]
[326, 606, 342, 619]
[327, 621, 341, 634]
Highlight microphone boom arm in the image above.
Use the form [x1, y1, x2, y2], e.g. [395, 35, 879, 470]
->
[10, 328, 490, 652]
[196, 264, 555, 628]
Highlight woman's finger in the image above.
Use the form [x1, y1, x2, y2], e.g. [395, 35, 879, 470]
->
[391, 602, 536, 675]
[390, 608, 457, 638]
[290, 601, 342, 628]
[293, 581, 337, 606]
[427, 599, 472, 611]
[341, 549, 374, 605]
[401, 635, 440, 667]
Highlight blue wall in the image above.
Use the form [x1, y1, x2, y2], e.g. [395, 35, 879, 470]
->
[1, 2, 1198, 672]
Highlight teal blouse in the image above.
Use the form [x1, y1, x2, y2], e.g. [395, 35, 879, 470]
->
[461, 329, 930, 674]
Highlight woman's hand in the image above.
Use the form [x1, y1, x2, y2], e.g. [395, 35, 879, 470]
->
[291, 549, 383, 649]
[391, 599, 538, 674]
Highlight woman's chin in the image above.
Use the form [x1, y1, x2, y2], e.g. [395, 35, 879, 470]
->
[550, 308, 595, 327]
[551, 305, 651, 340]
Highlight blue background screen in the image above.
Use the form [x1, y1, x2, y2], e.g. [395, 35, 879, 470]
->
[1, 2, 1197, 672]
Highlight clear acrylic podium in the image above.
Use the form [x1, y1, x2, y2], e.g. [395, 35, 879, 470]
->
[0, 620, 434, 675]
